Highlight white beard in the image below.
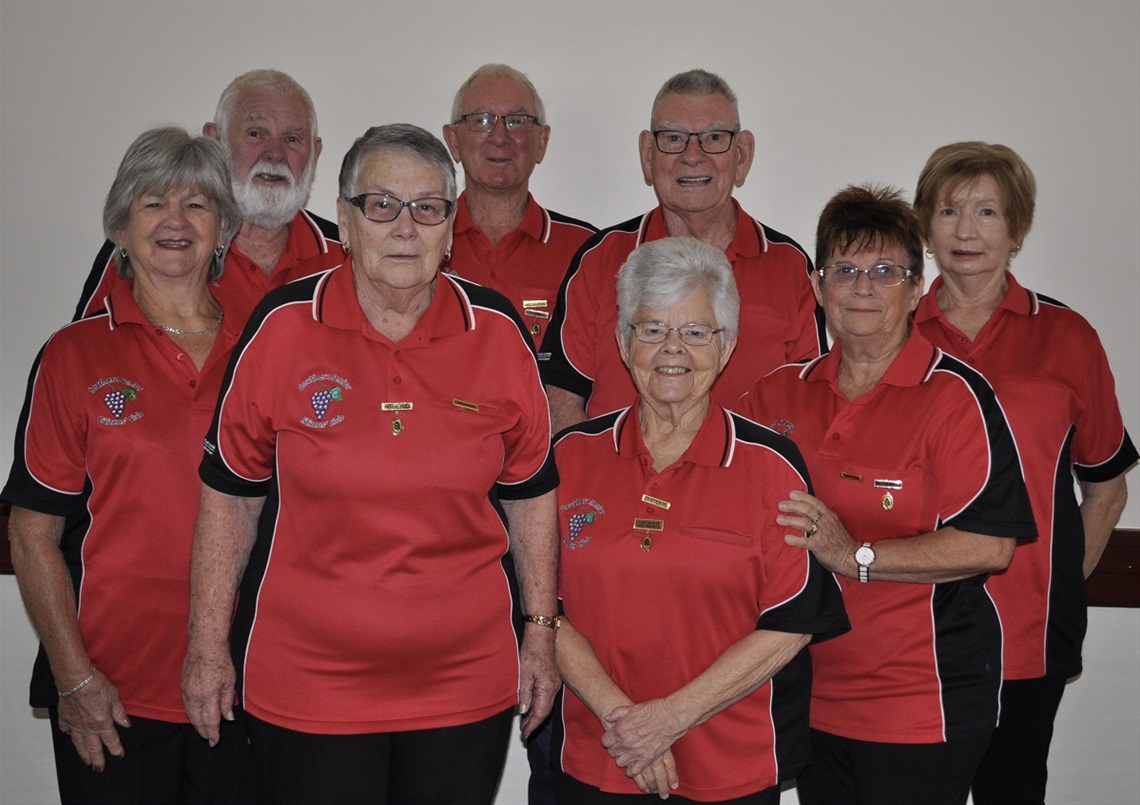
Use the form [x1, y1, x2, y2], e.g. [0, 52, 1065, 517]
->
[232, 157, 315, 229]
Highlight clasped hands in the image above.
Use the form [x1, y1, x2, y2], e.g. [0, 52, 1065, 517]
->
[601, 697, 686, 798]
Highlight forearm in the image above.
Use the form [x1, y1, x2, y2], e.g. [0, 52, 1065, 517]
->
[8, 507, 92, 687]
[780, 493, 1016, 584]
[547, 385, 587, 434]
[1080, 476, 1129, 578]
[853, 528, 1016, 584]
[665, 630, 810, 733]
[502, 491, 559, 618]
[187, 486, 262, 654]
[556, 618, 633, 723]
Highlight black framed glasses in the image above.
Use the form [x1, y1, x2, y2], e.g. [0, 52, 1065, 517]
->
[817, 264, 914, 287]
[652, 129, 737, 154]
[630, 321, 724, 346]
[344, 193, 454, 226]
[454, 112, 539, 133]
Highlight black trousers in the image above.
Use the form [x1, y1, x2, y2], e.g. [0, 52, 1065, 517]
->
[49, 706, 257, 805]
[244, 707, 513, 805]
[796, 727, 993, 805]
[971, 675, 1068, 805]
[552, 765, 780, 804]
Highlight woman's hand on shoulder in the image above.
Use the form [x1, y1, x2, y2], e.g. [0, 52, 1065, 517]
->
[778, 490, 859, 577]
[56, 668, 130, 771]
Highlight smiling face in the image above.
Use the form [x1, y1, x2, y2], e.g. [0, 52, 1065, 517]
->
[442, 75, 549, 196]
[928, 174, 1017, 281]
[116, 186, 223, 283]
[618, 287, 736, 410]
[210, 88, 320, 227]
[337, 149, 454, 301]
[639, 92, 754, 221]
[816, 241, 924, 345]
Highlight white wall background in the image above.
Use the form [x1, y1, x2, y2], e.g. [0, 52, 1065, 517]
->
[1, 2, 1137, 803]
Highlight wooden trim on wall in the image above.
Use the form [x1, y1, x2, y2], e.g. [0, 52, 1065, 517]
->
[1086, 527, 1139, 608]
[0, 503, 1135, 606]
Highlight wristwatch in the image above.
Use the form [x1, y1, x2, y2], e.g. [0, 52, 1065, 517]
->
[854, 542, 875, 583]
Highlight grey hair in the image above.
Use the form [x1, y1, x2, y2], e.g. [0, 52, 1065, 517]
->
[214, 69, 318, 140]
[338, 124, 457, 201]
[616, 237, 740, 341]
[651, 69, 740, 128]
[450, 63, 546, 125]
[104, 127, 241, 281]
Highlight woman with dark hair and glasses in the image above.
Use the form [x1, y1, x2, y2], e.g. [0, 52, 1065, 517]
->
[182, 124, 560, 804]
[741, 185, 1037, 805]
[552, 236, 848, 804]
[913, 142, 1136, 805]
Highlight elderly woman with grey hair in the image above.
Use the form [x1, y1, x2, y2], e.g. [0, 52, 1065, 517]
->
[2, 127, 249, 804]
[551, 237, 848, 803]
[182, 123, 560, 804]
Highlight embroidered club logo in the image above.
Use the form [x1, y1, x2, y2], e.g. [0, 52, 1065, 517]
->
[560, 498, 605, 550]
[89, 377, 144, 426]
[298, 373, 352, 429]
[770, 419, 795, 437]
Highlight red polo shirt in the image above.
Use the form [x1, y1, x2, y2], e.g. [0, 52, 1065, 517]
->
[541, 202, 824, 415]
[3, 281, 241, 720]
[741, 331, 1036, 743]
[200, 263, 557, 734]
[916, 273, 1137, 680]
[444, 192, 595, 349]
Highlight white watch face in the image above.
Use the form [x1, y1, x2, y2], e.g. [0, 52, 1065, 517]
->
[855, 545, 875, 567]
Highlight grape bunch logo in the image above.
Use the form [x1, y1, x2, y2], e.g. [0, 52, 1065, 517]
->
[310, 386, 342, 420]
[559, 498, 605, 551]
[89, 377, 144, 426]
[298, 373, 351, 429]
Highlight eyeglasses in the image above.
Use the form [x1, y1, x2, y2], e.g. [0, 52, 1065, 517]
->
[344, 193, 454, 226]
[630, 321, 724, 346]
[652, 129, 737, 154]
[817, 264, 914, 287]
[454, 112, 539, 133]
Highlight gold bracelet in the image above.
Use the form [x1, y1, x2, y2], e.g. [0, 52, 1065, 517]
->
[523, 614, 561, 630]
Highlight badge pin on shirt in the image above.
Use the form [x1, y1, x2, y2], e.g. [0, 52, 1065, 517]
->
[382, 402, 413, 435]
[874, 479, 903, 511]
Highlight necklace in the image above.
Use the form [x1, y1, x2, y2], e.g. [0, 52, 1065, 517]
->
[145, 309, 223, 336]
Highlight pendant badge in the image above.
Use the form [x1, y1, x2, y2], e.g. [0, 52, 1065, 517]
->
[382, 402, 413, 436]
[882, 491, 894, 511]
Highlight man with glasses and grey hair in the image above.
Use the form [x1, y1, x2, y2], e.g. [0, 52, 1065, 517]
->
[74, 69, 344, 326]
[542, 69, 825, 432]
[442, 64, 596, 351]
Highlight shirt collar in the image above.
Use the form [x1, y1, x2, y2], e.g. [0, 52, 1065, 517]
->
[453, 192, 546, 242]
[642, 199, 765, 258]
[615, 401, 734, 468]
[314, 260, 472, 344]
[915, 271, 1034, 325]
[802, 326, 940, 392]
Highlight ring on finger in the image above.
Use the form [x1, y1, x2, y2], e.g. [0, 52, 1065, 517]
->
[809, 523, 819, 536]
[812, 513, 823, 525]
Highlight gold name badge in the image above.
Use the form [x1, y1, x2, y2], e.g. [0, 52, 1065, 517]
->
[640, 494, 671, 510]
[382, 402, 413, 436]
[523, 309, 550, 320]
[839, 471, 864, 482]
[633, 518, 665, 531]
[873, 479, 903, 489]
[452, 399, 479, 412]
[522, 300, 549, 309]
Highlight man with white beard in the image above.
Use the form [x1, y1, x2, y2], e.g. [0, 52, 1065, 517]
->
[74, 70, 344, 325]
